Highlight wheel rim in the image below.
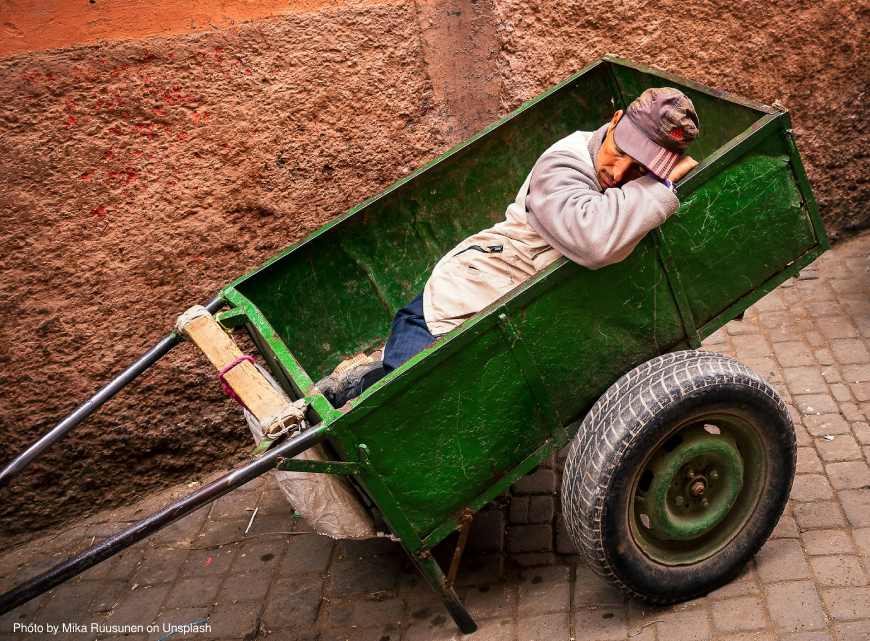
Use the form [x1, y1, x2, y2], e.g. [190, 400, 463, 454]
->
[628, 409, 767, 565]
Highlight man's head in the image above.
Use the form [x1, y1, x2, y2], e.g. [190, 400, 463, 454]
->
[596, 87, 700, 188]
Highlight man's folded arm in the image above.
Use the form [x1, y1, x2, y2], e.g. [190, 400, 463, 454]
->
[525, 150, 680, 270]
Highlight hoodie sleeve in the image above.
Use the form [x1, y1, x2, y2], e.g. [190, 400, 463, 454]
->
[525, 150, 679, 270]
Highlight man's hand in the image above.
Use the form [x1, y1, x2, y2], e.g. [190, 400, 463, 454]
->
[668, 155, 698, 182]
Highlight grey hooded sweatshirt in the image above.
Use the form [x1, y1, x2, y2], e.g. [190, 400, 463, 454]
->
[422, 123, 679, 336]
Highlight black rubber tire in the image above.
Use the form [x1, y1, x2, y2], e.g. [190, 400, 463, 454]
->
[561, 350, 796, 604]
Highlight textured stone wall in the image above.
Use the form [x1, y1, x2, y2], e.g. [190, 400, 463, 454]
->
[0, 0, 866, 536]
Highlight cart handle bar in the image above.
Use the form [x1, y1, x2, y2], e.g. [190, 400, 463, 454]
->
[0, 296, 224, 490]
[0, 423, 327, 615]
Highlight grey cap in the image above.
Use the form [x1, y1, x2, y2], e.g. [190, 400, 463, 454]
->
[613, 87, 700, 179]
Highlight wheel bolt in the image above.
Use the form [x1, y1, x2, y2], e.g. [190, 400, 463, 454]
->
[701, 498, 710, 508]
[675, 495, 685, 507]
[710, 470, 719, 481]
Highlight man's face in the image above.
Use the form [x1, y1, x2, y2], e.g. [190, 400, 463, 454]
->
[595, 110, 648, 189]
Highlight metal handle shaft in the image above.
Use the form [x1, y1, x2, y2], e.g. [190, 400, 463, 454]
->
[0, 424, 326, 614]
[0, 296, 224, 489]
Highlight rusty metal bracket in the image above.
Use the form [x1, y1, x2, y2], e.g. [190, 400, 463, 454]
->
[446, 508, 475, 589]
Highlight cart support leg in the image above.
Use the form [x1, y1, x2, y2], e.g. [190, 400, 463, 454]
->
[0, 423, 326, 615]
[0, 297, 224, 489]
[413, 550, 478, 635]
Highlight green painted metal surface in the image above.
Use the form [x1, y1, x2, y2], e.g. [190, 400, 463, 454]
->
[219, 57, 827, 552]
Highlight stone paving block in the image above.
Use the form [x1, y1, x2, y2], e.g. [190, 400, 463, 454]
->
[832, 339, 870, 365]
[784, 367, 829, 395]
[733, 334, 772, 358]
[831, 382, 853, 401]
[793, 501, 847, 529]
[261, 574, 323, 628]
[519, 612, 570, 641]
[463, 617, 513, 641]
[826, 461, 870, 489]
[575, 606, 628, 640]
[809, 555, 868, 587]
[166, 575, 222, 609]
[195, 517, 250, 547]
[801, 529, 855, 555]
[816, 434, 862, 461]
[711, 595, 768, 632]
[131, 546, 188, 585]
[554, 519, 577, 555]
[841, 403, 866, 422]
[817, 316, 860, 339]
[804, 414, 850, 436]
[791, 474, 834, 501]
[181, 544, 239, 578]
[852, 421, 870, 444]
[508, 524, 552, 553]
[403, 620, 459, 641]
[217, 568, 273, 604]
[774, 342, 817, 367]
[574, 565, 625, 608]
[821, 586, 870, 620]
[37, 578, 104, 624]
[771, 512, 800, 538]
[323, 595, 404, 629]
[452, 554, 503, 589]
[834, 619, 870, 641]
[718, 633, 777, 641]
[231, 536, 286, 574]
[467, 510, 504, 554]
[839, 489, 870, 526]
[765, 581, 826, 632]
[850, 381, 870, 402]
[841, 363, 870, 385]
[780, 632, 833, 641]
[328, 552, 401, 596]
[755, 538, 811, 582]
[510, 552, 557, 567]
[279, 534, 334, 576]
[795, 394, 840, 416]
[654, 607, 712, 641]
[709, 568, 761, 601]
[517, 565, 569, 616]
[509, 496, 529, 524]
[512, 468, 556, 495]
[103, 583, 173, 627]
[460, 582, 515, 620]
[854, 528, 870, 557]
[527, 496, 554, 523]
[797, 447, 825, 473]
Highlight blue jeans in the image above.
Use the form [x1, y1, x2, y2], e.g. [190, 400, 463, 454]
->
[359, 293, 435, 393]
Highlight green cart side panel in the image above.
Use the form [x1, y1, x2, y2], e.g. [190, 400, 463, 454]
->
[662, 135, 817, 327]
[222, 57, 828, 548]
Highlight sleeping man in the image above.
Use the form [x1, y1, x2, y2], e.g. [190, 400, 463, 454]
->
[319, 87, 700, 407]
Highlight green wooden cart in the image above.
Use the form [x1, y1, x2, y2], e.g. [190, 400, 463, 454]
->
[0, 56, 828, 633]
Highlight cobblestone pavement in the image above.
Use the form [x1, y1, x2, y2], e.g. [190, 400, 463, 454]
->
[1, 232, 868, 641]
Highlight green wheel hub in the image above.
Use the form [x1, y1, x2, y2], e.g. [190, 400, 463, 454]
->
[645, 433, 744, 540]
[628, 412, 767, 566]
